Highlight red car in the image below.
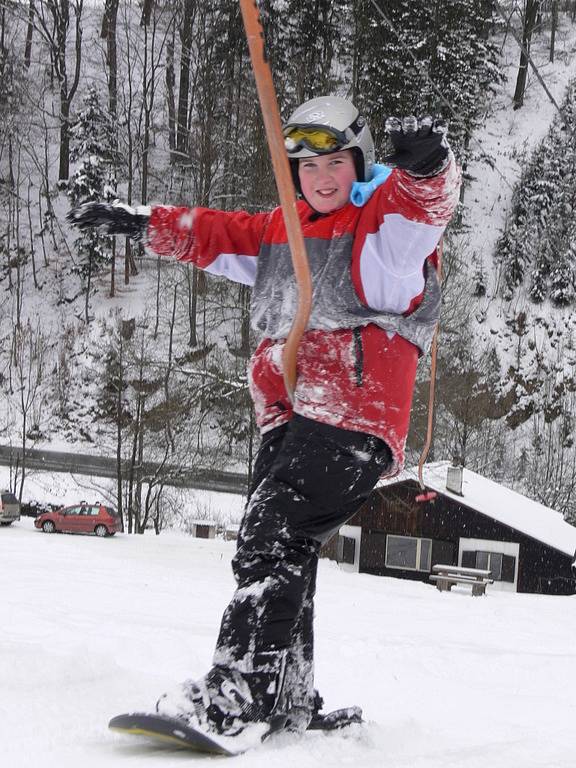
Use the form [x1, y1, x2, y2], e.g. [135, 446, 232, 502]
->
[34, 502, 122, 537]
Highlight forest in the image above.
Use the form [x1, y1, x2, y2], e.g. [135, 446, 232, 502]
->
[2, 0, 576, 532]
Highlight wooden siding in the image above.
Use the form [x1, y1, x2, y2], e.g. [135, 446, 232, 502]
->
[346, 481, 576, 595]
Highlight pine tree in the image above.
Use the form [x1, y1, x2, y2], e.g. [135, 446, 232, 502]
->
[68, 85, 117, 283]
[550, 256, 575, 307]
[472, 254, 487, 298]
[351, 0, 502, 161]
[496, 83, 576, 304]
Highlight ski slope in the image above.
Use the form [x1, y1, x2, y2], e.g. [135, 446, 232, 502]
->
[2, 516, 575, 768]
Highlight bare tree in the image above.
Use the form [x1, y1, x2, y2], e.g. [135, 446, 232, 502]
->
[174, 0, 197, 165]
[35, 0, 84, 180]
[513, 0, 540, 109]
[550, 0, 558, 62]
[9, 320, 48, 501]
[24, 0, 35, 68]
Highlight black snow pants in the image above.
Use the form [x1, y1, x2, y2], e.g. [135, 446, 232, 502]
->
[212, 414, 392, 719]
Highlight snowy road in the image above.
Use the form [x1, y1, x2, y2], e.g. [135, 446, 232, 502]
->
[0, 444, 248, 493]
[2, 518, 575, 768]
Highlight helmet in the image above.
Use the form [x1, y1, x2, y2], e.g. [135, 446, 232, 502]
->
[283, 96, 375, 191]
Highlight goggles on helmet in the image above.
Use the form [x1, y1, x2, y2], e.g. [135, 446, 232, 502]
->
[284, 116, 365, 155]
[284, 124, 346, 154]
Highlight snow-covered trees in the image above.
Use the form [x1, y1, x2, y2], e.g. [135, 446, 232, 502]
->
[352, 0, 502, 160]
[67, 85, 117, 319]
[498, 79, 576, 305]
[3, 0, 576, 527]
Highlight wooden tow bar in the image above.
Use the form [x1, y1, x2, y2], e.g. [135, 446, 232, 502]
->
[415, 238, 443, 503]
[239, 0, 312, 400]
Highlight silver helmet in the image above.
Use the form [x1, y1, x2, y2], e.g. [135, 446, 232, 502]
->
[283, 95, 375, 184]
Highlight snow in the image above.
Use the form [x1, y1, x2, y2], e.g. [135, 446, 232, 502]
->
[457, 14, 576, 381]
[384, 462, 576, 559]
[0, 468, 246, 526]
[3, 10, 576, 768]
[2, 513, 576, 767]
[460, 15, 576, 285]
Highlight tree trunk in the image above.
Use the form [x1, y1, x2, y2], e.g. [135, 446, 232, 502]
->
[176, 0, 196, 163]
[164, 285, 178, 453]
[58, 96, 71, 180]
[153, 254, 161, 338]
[102, 0, 119, 117]
[166, 25, 176, 155]
[24, 0, 35, 68]
[513, 0, 540, 109]
[116, 331, 123, 531]
[27, 182, 39, 289]
[110, 238, 116, 297]
[187, 265, 198, 347]
[141, 20, 150, 204]
[84, 246, 92, 324]
[550, 0, 558, 63]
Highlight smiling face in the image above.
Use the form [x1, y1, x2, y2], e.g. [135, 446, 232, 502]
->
[298, 150, 357, 213]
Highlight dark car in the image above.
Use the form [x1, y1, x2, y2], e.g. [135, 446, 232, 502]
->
[0, 491, 21, 526]
[34, 502, 121, 537]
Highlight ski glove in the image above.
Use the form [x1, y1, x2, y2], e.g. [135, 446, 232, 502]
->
[384, 116, 449, 177]
[67, 201, 151, 242]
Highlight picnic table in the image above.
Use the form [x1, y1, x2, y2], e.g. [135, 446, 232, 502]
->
[429, 564, 493, 596]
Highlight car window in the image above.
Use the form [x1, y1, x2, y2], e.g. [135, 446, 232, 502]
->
[89, 507, 100, 516]
[64, 506, 81, 516]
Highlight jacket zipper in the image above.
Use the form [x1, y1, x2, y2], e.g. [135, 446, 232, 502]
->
[353, 327, 364, 387]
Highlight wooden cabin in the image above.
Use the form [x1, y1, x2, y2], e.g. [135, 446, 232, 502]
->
[323, 462, 576, 596]
[190, 520, 218, 539]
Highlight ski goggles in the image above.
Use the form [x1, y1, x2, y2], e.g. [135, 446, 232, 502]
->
[284, 116, 365, 155]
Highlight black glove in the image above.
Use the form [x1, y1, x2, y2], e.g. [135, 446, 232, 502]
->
[384, 116, 449, 177]
[67, 201, 150, 241]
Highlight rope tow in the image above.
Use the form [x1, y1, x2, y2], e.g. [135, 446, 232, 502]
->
[239, 0, 312, 401]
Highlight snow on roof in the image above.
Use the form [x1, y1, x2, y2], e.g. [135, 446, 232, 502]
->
[380, 462, 576, 559]
[190, 519, 218, 527]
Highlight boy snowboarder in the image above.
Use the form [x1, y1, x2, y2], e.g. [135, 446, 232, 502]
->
[69, 95, 461, 746]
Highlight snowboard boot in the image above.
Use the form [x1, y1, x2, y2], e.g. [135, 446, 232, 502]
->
[156, 655, 287, 739]
[278, 689, 364, 734]
[307, 690, 363, 731]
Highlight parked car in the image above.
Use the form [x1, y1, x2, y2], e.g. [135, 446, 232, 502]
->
[34, 502, 121, 537]
[0, 491, 21, 526]
[21, 500, 60, 518]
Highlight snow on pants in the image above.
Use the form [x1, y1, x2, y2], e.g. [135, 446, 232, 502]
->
[213, 414, 392, 714]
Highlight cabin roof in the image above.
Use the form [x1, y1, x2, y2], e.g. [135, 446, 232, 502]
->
[379, 462, 576, 558]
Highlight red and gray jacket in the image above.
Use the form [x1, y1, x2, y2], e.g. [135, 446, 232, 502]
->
[146, 159, 461, 474]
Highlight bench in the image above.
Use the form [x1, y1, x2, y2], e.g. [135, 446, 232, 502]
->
[429, 564, 494, 596]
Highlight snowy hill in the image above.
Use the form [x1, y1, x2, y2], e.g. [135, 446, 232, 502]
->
[4, 6, 576, 519]
[3, 516, 575, 768]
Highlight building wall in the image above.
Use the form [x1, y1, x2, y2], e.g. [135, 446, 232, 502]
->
[459, 537, 519, 593]
[348, 481, 575, 595]
[518, 537, 575, 595]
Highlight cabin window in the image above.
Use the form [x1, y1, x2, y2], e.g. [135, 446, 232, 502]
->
[386, 535, 432, 572]
[337, 535, 356, 565]
[462, 550, 515, 582]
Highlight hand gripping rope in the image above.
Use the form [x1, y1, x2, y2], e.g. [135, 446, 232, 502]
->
[239, 0, 312, 400]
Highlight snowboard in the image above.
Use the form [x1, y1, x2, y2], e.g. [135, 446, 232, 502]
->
[109, 705, 363, 756]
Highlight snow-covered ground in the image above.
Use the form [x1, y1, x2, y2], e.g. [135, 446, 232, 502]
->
[2, 514, 575, 768]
